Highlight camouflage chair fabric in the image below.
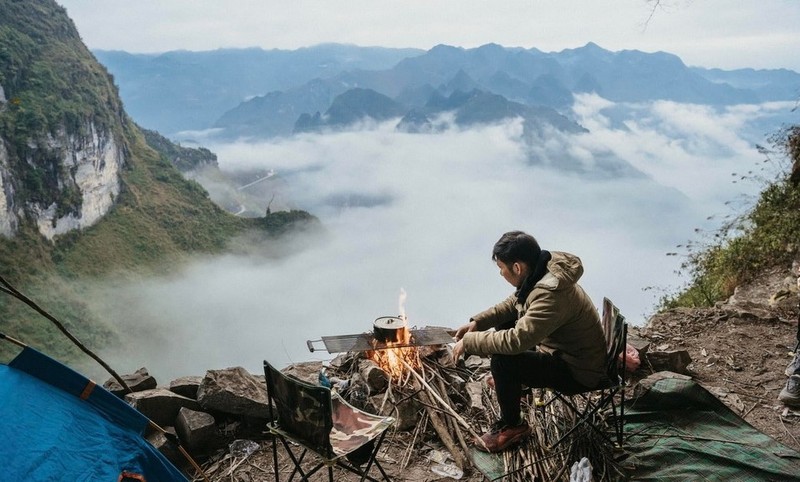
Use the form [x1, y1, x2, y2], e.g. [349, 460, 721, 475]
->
[330, 392, 394, 457]
[267, 363, 334, 457]
[264, 360, 395, 482]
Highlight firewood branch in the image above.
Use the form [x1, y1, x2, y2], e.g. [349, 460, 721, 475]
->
[400, 358, 485, 445]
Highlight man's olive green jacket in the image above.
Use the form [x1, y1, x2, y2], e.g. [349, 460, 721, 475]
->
[462, 251, 607, 388]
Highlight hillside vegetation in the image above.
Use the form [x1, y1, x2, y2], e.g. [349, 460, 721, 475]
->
[666, 125, 800, 308]
[0, 0, 125, 218]
[0, 0, 316, 368]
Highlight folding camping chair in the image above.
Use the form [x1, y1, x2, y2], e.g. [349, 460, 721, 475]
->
[546, 297, 628, 448]
[263, 361, 395, 482]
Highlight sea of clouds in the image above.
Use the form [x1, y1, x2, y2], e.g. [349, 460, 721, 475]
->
[92, 95, 797, 380]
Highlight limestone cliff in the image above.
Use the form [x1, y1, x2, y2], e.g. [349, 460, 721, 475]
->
[0, 120, 125, 240]
[0, 0, 129, 241]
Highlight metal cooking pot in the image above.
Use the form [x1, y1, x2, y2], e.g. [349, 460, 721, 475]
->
[373, 315, 407, 343]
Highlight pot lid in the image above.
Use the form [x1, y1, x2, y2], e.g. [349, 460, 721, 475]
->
[373, 316, 407, 330]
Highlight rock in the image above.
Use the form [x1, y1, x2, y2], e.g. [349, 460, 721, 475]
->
[466, 381, 484, 411]
[645, 350, 693, 375]
[358, 359, 389, 394]
[283, 361, 324, 385]
[417, 343, 446, 360]
[722, 301, 782, 322]
[146, 427, 183, 469]
[176, 407, 218, 453]
[632, 371, 692, 398]
[446, 373, 467, 395]
[329, 353, 358, 372]
[103, 367, 157, 397]
[627, 334, 651, 357]
[344, 373, 371, 411]
[169, 376, 203, 399]
[197, 367, 270, 419]
[369, 394, 420, 431]
[437, 346, 457, 368]
[465, 355, 489, 370]
[126, 388, 201, 427]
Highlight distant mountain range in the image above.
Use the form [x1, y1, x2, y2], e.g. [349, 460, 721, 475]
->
[95, 42, 800, 141]
[94, 44, 423, 132]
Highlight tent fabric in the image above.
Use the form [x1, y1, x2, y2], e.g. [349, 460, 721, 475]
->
[624, 377, 800, 481]
[0, 346, 188, 481]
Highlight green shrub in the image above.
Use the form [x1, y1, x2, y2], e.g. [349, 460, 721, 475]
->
[664, 127, 800, 309]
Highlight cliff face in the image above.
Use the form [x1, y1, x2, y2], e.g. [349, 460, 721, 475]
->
[0, 138, 16, 236]
[32, 123, 124, 239]
[0, 0, 128, 241]
[0, 116, 125, 239]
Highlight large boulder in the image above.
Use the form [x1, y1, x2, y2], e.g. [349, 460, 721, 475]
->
[169, 376, 203, 399]
[196, 367, 270, 419]
[175, 407, 218, 453]
[125, 388, 201, 427]
[103, 367, 157, 397]
[283, 361, 324, 384]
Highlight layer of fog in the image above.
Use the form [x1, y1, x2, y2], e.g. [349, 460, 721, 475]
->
[95, 95, 796, 380]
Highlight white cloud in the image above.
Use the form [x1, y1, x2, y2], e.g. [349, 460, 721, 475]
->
[90, 99, 793, 381]
[570, 95, 796, 203]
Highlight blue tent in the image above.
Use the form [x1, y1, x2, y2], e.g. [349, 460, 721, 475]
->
[0, 345, 189, 481]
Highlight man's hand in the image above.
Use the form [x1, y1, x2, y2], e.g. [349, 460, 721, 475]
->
[452, 321, 476, 364]
[452, 339, 465, 364]
[454, 320, 476, 341]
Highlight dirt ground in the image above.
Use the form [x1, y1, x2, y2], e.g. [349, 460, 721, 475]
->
[196, 267, 800, 481]
[629, 265, 800, 454]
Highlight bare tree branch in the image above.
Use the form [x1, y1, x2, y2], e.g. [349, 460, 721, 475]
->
[0, 274, 132, 393]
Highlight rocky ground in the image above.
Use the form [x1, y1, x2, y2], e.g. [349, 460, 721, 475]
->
[629, 265, 800, 454]
[195, 266, 800, 482]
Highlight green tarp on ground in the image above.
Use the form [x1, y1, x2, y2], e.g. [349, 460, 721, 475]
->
[468, 378, 800, 481]
[624, 378, 800, 481]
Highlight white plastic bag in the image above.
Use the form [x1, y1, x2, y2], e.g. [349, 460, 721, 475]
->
[569, 457, 593, 482]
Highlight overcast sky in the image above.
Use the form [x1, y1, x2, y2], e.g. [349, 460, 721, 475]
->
[57, 0, 800, 72]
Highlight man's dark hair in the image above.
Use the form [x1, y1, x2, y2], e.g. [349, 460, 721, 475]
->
[492, 231, 541, 267]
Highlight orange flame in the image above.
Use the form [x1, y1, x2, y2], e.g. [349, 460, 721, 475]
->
[368, 326, 421, 382]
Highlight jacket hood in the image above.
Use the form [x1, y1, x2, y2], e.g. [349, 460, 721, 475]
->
[535, 251, 584, 290]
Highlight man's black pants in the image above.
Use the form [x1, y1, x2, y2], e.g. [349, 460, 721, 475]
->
[491, 350, 590, 425]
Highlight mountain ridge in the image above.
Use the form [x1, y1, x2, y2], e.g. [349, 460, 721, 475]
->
[204, 42, 798, 142]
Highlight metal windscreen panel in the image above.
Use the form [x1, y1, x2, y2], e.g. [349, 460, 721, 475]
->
[319, 328, 454, 354]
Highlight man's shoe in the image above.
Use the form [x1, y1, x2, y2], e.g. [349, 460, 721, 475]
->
[785, 354, 799, 377]
[779, 375, 800, 407]
[474, 421, 531, 453]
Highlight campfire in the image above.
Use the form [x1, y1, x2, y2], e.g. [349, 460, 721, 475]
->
[367, 315, 421, 382]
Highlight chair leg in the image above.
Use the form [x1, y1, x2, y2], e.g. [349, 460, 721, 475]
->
[372, 459, 391, 482]
[549, 390, 619, 448]
[272, 435, 280, 482]
[277, 438, 315, 482]
[333, 431, 391, 482]
[358, 431, 386, 482]
[620, 385, 626, 445]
